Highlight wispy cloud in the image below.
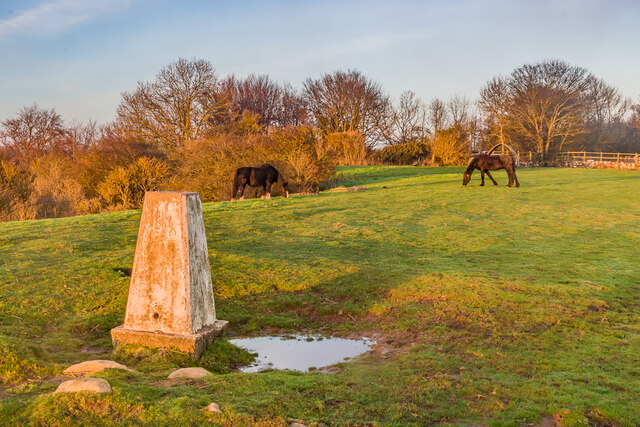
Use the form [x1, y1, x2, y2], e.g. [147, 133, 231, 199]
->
[249, 29, 434, 75]
[0, 0, 132, 39]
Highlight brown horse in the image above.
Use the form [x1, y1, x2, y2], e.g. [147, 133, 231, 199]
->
[232, 164, 289, 201]
[462, 153, 520, 187]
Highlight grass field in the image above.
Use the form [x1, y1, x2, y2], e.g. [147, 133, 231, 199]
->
[1, 166, 639, 426]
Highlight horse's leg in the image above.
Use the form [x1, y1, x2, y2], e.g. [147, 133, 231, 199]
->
[260, 186, 267, 199]
[514, 172, 520, 188]
[485, 170, 498, 186]
[505, 165, 514, 187]
[231, 179, 237, 202]
[480, 170, 485, 186]
[239, 183, 246, 200]
[265, 182, 272, 200]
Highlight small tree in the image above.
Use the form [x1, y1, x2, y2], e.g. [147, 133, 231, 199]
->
[383, 91, 429, 146]
[117, 58, 219, 149]
[303, 70, 391, 147]
[1, 105, 65, 162]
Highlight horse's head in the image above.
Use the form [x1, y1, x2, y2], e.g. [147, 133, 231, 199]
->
[462, 158, 476, 186]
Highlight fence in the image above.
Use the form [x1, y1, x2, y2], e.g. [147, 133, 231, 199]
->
[517, 151, 639, 170]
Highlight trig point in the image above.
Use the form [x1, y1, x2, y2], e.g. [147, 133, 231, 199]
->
[111, 192, 227, 359]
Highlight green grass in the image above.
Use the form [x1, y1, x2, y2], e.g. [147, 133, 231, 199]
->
[1, 166, 639, 426]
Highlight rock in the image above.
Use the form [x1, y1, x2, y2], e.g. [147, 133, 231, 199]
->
[167, 367, 213, 379]
[63, 360, 133, 376]
[204, 402, 222, 413]
[291, 423, 307, 427]
[54, 378, 112, 394]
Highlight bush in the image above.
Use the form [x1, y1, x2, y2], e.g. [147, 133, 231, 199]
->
[376, 140, 429, 165]
[269, 127, 335, 192]
[429, 128, 471, 166]
[317, 131, 369, 165]
[0, 155, 32, 221]
[168, 126, 335, 200]
[97, 156, 170, 209]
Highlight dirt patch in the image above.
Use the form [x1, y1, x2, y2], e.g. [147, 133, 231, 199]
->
[346, 331, 421, 360]
[79, 344, 110, 354]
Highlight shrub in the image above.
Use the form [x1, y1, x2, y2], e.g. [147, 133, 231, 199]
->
[269, 127, 335, 192]
[0, 155, 32, 221]
[429, 128, 471, 166]
[376, 140, 429, 165]
[168, 126, 335, 200]
[318, 131, 369, 165]
[97, 157, 170, 209]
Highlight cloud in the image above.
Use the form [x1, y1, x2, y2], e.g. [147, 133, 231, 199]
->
[0, 0, 132, 39]
[248, 30, 433, 75]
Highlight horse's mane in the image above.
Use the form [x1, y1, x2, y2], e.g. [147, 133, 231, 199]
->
[465, 156, 477, 173]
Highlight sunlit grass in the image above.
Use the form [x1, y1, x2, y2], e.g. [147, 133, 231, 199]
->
[1, 166, 639, 425]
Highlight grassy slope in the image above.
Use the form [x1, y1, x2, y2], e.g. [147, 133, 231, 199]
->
[1, 166, 639, 426]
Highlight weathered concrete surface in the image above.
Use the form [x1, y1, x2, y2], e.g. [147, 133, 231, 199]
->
[63, 360, 132, 376]
[167, 367, 213, 379]
[111, 321, 227, 356]
[111, 192, 227, 358]
[54, 378, 112, 394]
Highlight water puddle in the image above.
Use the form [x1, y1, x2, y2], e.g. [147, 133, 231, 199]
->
[230, 335, 374, 373]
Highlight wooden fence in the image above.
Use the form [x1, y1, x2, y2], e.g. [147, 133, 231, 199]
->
[516, 151, 640, 169]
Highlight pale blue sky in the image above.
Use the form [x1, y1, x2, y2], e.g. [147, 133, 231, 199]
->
[1, 0, 639, 124]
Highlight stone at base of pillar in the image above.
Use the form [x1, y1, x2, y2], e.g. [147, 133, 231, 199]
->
[111, 320, 228, 359]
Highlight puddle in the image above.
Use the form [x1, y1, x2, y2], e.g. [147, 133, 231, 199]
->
[230, 335, 374, 373]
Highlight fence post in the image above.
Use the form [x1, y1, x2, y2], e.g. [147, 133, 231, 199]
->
[600, 152, 603, 162]
[583, 152, 586, 162]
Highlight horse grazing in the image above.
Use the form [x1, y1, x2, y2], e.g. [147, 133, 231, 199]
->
[232, 164, 289, 201]
[462, 153, 520, 187]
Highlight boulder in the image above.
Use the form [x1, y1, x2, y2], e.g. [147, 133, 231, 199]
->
[204, 402, 222, 413]
[63, 360, 132, 376]
[54, 378, 112, 394]
[167, 367, 213, 379]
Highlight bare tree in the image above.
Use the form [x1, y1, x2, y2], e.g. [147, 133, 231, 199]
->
[631, 102, 640, 130]
[447, 95, 470, 128]
[508, 60, 592, 153]
[229, 74, 281, 129]
[61, 120, 99, 156]
[222, 75, 308, 130]
[302, 70, 391, 147]
[0, 104, 65, 162]
[479, 60, 598, 153]
[580, 77, 633, 150]
[427, 97, 448, 133]
[279, 84, 308, 127]
[117, 58, 219, 149]
[478, 77, 511, 149]
[383, 91, 429, 145]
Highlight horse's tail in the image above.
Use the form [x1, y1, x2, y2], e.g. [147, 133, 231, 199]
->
[487, 143, 501, 154]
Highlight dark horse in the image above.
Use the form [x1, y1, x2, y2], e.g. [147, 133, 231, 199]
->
[232, 164, 289, 201]
[462, 153, 520, 187]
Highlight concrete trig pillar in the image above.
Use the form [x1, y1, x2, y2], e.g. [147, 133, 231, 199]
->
[111, 192, 227, 359]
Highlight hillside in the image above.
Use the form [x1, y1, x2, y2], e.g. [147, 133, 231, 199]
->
[1, 166, 639, 426]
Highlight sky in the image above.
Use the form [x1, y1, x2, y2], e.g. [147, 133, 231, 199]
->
[1, 0, 639, 125]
